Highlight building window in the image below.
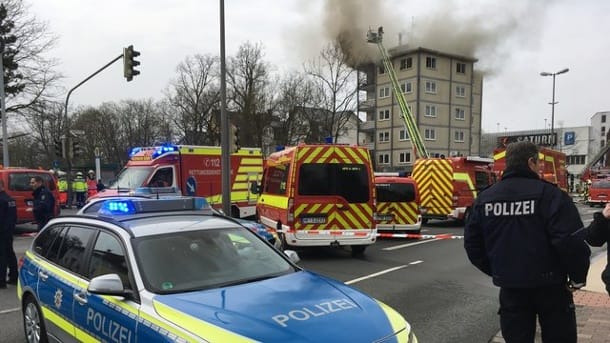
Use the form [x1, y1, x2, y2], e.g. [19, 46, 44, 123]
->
[378, 153, 390, 165]
[425, 105, 437, 117]
[601, 126, 606, 137]
[567, 155, 586, 165]
[456, 63, 466, 74]
[378, 131, 390, 143]
[602, 114, 606, 123]
[426, 56, 436, 69]
[602, 140, 606, 148]
[378, 109, 390, 121]
[424, 128, 436, 140]
[455, 86, 466, 98]
[378, 65, 385, 75]
[454, 130, 465, 142]
[455, 108, 465, 120]
[399, 129, 410, 141]
[401, 81, 412, 93]
[399, 152, 411, 163]
[400, 57, 412, 70]
[425, 80, 437, 94]
[379, 87, 390, 99]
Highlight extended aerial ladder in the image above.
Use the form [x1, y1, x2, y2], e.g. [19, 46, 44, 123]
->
[581, 143, 610, 181]
[367, 27, 429, 159]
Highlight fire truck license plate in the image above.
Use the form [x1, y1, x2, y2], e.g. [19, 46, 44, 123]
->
[301, 217, 326, 224]
[376, 214, 393, 221]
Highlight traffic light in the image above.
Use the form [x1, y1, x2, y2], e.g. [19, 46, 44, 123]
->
[54, 138, 65, 158]
[123, 45, 141, 81]
[71, 139, 83, 158]
[229, 124, 240, 153]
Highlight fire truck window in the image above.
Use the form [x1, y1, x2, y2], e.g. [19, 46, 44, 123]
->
[474, 171, 491, 191]
[264, 165, 289, 195]
[8, 173, 55, 191]
[149, 168, 173, 187]
[298, 164, 369, 203]
[376, 183, 415, 202]
[592, 181, 610, 189]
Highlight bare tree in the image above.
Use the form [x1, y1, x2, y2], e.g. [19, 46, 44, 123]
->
[1, 0, 61, 116]
[165, 54, 220, 145]
[17, 100, 64, 167]
[273, 71, 319, 145]
[304, 40, 358, 143]
[227, 41, 275, 148]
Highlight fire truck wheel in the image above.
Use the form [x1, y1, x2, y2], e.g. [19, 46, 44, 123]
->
[422, 218, 429, 225]
[351, 245, 366, 256]
[278, 233, 290, 251]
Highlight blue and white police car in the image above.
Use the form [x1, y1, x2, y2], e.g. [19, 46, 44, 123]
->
[18, 197, 417, 343]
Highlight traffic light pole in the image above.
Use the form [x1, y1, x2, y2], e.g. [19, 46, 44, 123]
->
[64, 53, 123, 206]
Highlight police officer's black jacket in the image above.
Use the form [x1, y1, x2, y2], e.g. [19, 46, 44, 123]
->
[464, 167, 590, 288]
[32, 186, 55, 225]
[585, 212, 610, 295]
[0, 191, 17, 235]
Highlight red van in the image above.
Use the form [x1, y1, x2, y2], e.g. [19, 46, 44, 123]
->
[0, 168, 61, 224]
[587, 179, 610, 207]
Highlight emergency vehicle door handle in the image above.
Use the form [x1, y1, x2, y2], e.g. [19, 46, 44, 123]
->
[38, 271, 49, 281]
[74, 292, 88, 305]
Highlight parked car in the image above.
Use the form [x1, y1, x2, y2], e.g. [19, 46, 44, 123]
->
[19, 197, 417, 343]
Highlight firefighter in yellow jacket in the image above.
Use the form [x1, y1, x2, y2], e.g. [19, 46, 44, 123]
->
[57, 176, 68, 208]
[72, 172, 87, 208]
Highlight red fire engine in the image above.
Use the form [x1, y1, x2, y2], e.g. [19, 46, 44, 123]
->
[91, 144, 263, 218]
[412, 156, 496, 223]
[493, 147, 568, 192]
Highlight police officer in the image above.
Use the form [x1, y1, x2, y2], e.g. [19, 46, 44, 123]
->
[464, 141, 590, 343]
[0, 179, 18, 288]
[31, 175, 55, 230]
[585, 202, 610, 296]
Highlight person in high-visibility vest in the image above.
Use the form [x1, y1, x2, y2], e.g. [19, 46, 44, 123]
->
[72, 172, 87, 208]
[86, 169, 97, 198]
[57, 176, 68, 208]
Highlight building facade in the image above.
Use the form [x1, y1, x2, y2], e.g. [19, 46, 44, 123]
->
[358, 46, 483, 172]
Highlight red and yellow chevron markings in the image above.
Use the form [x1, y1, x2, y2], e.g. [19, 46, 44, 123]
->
[412, 159, 453, 215]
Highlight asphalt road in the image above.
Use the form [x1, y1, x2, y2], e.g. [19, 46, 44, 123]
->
[1, 203, 604, 343]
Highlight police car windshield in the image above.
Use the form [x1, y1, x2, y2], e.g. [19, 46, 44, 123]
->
[109, 167, 153, 190]
[133, 227, 294, 294]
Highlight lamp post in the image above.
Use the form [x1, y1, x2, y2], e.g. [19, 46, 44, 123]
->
[540, 68, 569, 148]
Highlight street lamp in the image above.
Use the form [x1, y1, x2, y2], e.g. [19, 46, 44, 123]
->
[540, 68, 569, 148]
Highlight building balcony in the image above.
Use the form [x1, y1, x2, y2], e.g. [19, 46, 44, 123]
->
[359, 120, 375, 132]
[359, 99, 376, 111]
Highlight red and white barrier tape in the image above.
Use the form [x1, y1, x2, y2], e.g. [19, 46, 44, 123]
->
[376, 232, 463, 239]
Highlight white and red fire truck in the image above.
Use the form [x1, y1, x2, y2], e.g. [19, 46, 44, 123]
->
[92, 144, 263, 218]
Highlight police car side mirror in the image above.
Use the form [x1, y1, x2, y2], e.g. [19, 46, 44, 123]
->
[88, 274, 131, 297]
[284, 250, 300, 264]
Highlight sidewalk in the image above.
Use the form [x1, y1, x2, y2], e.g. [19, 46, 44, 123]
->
[490, 253, 610, 343]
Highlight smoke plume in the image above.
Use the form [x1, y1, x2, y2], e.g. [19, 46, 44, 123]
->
[305, 0, 555, 74]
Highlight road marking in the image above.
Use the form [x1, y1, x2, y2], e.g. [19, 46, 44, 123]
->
[409, 260, 423, 265]
[345, 265, 409, 285]
[382, 238, 443, 251]
[0, 307, 20, 315]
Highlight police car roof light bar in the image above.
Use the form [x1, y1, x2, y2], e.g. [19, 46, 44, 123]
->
[98, 197, 212, 216]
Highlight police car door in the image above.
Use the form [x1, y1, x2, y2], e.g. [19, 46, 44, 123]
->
[73, 230, 138, 342]
[35, 225, 95, 342]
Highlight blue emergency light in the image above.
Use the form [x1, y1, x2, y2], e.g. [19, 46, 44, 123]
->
[128, 147, 143, 158]
[98, 197, 212, 216]
[151, 144, 178, 159]
[100, 200, 137, 215]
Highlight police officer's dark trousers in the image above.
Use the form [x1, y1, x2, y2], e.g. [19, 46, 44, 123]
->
[500, 285, 576, 343]
[0, 231, 18, 286]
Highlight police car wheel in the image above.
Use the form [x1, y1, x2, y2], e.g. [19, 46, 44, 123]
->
[23, 296, 48, 343]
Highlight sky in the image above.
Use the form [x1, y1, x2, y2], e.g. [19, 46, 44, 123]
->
[28, 0, 610, 134]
